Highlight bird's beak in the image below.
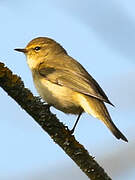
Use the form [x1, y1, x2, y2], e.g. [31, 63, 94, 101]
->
[14, 48, 27, 53]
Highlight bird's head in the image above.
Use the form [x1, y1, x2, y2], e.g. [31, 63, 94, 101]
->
[15, 37, 67, 70]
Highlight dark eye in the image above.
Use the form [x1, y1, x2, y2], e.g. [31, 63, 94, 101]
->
[34, 46, 41, 51]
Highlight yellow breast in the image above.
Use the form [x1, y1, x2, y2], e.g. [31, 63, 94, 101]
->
[33, 74, 83, 114]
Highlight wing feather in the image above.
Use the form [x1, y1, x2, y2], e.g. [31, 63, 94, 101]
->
[38, 58, 114, 106]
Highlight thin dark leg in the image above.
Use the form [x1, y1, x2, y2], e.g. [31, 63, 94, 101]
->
[70, 112, 82, 134]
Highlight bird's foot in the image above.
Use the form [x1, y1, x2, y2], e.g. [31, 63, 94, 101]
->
[69, 128, 75, 135]
[44, 104, 52, 111]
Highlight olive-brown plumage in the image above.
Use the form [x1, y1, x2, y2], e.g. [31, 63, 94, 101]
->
[15, 37, 128, 142]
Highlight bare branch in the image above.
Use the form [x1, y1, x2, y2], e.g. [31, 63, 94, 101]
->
[0, 62, 112, 180]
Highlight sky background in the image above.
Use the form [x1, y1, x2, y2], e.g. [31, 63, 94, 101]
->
[0, 0, 135, 180]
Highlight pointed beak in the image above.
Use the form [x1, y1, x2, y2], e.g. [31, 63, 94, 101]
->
[14, 48, 27, 53]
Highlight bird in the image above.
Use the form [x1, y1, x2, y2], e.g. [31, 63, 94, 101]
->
[15, 37, 128, 142]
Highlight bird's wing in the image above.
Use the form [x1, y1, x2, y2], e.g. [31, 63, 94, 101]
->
[38, 61, 114, 106]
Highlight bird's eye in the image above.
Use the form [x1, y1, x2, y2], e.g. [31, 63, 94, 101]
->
[34, 46, 41, 51]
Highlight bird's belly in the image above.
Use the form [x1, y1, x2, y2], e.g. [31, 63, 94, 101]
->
[34, 77, 82, 114]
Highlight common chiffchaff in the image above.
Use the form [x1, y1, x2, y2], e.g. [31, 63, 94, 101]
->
[15, 37, 128, 142]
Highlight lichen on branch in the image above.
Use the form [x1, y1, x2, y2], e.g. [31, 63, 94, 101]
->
[0, 62, 112, 180]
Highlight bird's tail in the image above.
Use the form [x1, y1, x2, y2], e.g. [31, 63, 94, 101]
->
[77, 94, 128, 142]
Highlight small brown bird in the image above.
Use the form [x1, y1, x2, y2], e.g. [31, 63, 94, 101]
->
[15, 37, 128, 142]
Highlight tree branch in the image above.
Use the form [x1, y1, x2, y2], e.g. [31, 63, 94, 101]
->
[0, 62, 112, 180]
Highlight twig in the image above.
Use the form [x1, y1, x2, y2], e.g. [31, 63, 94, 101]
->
[0, 62, 112, 180]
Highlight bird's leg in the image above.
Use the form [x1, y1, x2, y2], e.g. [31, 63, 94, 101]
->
[70, 112, 82, 134]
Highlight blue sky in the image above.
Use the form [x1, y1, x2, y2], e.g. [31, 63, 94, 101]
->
[0, 1, 135, 180]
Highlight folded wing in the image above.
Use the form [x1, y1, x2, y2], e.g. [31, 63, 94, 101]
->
[38, 58, 114, 106]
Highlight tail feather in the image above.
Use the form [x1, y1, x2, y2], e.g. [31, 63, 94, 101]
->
[108, 120, 128, 142]
[77, 94, 128, 142]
